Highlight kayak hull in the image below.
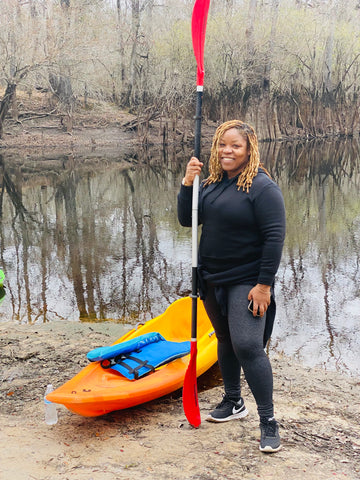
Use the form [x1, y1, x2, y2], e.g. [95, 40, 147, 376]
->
[46, 297, 217, 417]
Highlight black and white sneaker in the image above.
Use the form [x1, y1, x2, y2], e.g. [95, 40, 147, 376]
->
[259, 418, 281, 453]
[206, 394, 248, 422]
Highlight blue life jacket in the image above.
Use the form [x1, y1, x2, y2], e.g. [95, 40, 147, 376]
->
[87, 332, 190, 380]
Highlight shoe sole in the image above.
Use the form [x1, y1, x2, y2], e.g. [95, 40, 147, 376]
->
[259, 444, 282, 453]
[205, 407, 249, 423]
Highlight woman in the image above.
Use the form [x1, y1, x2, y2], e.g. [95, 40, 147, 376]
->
[177, 120, 286, 453]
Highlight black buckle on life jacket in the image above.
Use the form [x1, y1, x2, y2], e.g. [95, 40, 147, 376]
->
[100, 352, 155, 380]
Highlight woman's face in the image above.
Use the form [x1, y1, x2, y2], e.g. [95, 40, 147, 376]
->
[218, 128, 250, 178]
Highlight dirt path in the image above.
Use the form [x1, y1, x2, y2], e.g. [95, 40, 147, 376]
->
[0, 321, 359, 480]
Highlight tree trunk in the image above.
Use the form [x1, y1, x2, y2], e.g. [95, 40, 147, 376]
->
[49, 73, 75, 107]
[225, 0, 234, 14]
[116, 0, 126, 101]
[246, 0, 257, 66]
[48, 0, 75, 132]
[267, 0, 281, 140]
[264, 0, 279, 91]
[323, 1, 338, 93]
[0, 83, 17, 139]
[123, 0, 141, 107]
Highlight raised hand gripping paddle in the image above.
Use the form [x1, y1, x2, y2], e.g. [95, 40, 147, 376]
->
[182, 0, 210, 429]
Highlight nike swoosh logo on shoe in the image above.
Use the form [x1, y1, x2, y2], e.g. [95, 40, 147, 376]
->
[232, 405, 243, 415]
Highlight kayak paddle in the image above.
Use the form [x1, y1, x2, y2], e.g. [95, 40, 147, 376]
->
[182, 0, 210, 429]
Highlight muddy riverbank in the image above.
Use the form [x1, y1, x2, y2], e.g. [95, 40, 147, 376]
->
[0, 321, 359, 480]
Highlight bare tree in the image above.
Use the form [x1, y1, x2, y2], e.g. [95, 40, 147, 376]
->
[1, 0, 360, 139]
[48, 0, 76, 132]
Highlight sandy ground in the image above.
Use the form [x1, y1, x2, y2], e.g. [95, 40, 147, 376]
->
[0, 321, 359, 480]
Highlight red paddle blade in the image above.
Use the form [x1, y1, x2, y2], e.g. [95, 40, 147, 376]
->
[191, 0, 210, 87]
[183, 341, 201, 428]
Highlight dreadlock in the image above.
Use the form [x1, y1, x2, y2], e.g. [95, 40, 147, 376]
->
[203, 120, 271, 192]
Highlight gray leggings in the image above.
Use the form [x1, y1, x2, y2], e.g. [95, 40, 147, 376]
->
[203, 283, 274, 419]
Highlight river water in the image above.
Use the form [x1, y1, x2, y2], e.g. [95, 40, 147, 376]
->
[0, 138, 359, 377]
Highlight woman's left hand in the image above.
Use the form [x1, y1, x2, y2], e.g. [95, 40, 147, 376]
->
[248, 284, 271, 317]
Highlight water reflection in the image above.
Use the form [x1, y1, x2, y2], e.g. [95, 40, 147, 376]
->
[0, 139, 359, 377]
[264, 138, 360, 376]
[0, 148, 190, 324]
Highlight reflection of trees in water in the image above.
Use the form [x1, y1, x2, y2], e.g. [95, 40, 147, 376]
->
[0, 150, 188, 322]
[264, 137, 360, 187]
[52, 162, 108, 321]
[57, 162, 89, 319]
[0, 155, 40, 323]
[0, 151, 170, 322]
[45, 146, 192, 322]
[262, 138, 360, 372]
[110, 160, 190, 322]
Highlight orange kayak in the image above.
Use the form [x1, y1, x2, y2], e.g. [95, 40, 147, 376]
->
[46, 297, 217, 417]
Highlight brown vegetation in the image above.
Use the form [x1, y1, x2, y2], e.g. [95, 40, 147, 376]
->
[0, 88, 217, 156]
[1, 1, 360, 144]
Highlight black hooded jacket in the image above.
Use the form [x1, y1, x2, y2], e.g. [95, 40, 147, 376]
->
[178, 169, 285, 287]
[177, 169, 286, 344]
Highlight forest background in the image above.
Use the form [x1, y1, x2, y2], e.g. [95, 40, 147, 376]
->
[1, 0, 360, 144]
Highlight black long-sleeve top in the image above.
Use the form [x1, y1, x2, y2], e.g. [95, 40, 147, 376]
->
[177, 169, 286, 290]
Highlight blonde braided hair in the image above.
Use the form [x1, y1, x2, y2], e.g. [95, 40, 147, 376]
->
[203, 120, 271, 192]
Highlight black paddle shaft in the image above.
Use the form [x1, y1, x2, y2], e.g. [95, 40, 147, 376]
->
[191, 88, 203, 339]
[194, 88, 203, 159]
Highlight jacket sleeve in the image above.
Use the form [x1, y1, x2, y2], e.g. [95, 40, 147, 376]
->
[252, 183, 286, 286]
[177, 184, 193, 227]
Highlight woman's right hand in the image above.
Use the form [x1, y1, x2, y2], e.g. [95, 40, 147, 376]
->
[182, 157, 204, 186]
